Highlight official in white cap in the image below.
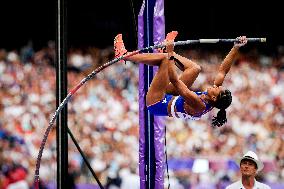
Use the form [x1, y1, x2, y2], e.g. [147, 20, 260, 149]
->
[225, 151, 271, 189]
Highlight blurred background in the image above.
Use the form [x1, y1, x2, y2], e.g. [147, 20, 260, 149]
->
[0, 0, 283, 188]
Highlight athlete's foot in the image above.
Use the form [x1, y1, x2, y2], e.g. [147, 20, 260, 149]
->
[114, 34, 128, 62]
[158, 31, 178, 53]
[165, 31, 178, 54]
[165, 31, 178, 42]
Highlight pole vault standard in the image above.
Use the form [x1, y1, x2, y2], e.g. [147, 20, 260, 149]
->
[55, 1, 104, 188]
[138, 0, 165, 189]
[56, 0, 68, 188]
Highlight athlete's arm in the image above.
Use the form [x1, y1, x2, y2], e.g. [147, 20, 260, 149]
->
[214, 36, 247, 86]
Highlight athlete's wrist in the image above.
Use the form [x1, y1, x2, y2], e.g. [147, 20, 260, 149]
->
[168, 53, 174, 60]
[232, 45, 240, 50]
[168, 55, 175, 60]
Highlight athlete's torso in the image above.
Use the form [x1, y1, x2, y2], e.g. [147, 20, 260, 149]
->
[168, 91, 213, 120]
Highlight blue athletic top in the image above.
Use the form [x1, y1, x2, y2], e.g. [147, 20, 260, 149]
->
[147, 91, 213, 120]
[175, 91, 212, 116]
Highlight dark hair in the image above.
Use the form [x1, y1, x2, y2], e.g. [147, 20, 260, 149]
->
[212, 89, 232, 127]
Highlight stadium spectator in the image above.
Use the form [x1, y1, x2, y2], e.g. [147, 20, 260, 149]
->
[0, 44, 283, 188]
[225, 151, 271, 189]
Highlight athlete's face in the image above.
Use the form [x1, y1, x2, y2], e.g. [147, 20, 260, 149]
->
[207, 85, 224, 102]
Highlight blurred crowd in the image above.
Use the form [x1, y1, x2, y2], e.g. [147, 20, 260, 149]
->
[0, 42, 284, 189]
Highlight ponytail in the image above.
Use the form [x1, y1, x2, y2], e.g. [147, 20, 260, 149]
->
[212, 109, 227, 127]
[212, 89, 232, 127]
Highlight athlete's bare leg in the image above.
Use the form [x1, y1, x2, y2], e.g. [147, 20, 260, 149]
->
[166, 53, 201, 95]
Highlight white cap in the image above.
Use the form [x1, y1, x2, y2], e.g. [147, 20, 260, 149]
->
[236, 151, 264, 172]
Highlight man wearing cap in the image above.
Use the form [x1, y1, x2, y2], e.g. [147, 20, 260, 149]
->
[226, 151, 271, 189]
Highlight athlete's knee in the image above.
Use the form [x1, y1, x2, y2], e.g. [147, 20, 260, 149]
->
[189, 64, 202, 74]
[195, 64, 202, 73]
[182, 58, 199, 69]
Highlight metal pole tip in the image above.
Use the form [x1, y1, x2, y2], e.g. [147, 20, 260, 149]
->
[261, 38, 266, 42]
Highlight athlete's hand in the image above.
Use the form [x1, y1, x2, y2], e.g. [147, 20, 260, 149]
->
[234, 36, 247, 47]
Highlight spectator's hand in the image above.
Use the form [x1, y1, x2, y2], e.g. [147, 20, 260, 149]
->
[234, 36, 247, 47]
